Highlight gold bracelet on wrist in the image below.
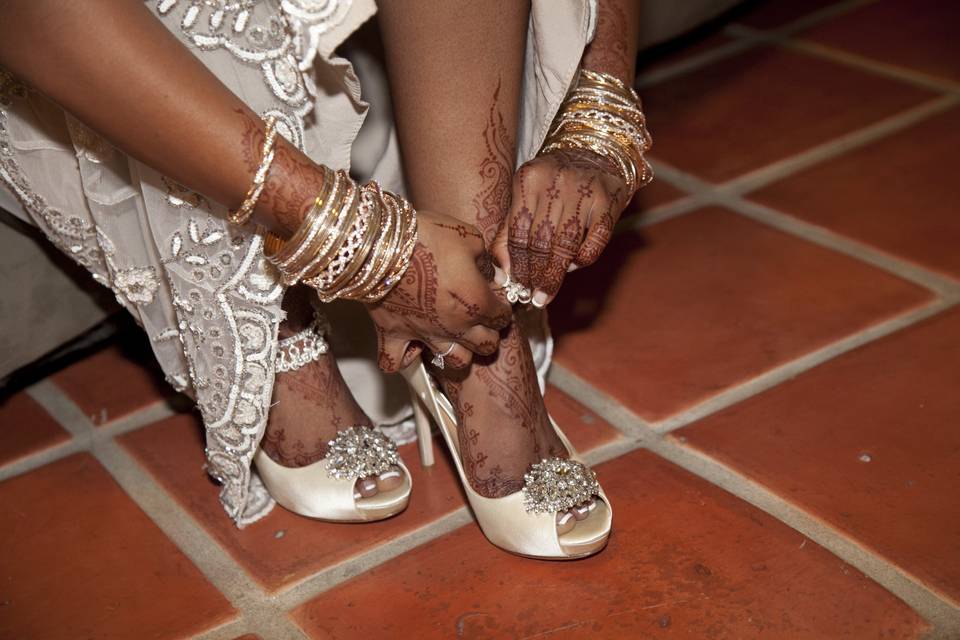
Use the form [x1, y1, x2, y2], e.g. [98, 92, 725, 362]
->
[539, 69, 653, 197]
[229, 115, 279, 226]
[262, 170, 418, 303]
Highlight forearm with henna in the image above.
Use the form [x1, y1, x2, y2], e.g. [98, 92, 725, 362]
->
[581, 0, 641, 85]
[0, 0, 319, 238]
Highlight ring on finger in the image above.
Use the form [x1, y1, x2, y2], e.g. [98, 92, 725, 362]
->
[429, 342, 456, 369]
[500, 273, 533, 305]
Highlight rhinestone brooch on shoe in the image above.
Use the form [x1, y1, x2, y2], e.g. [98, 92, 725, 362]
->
[522, 458, 600, 514]
[325, 426, 401, 480]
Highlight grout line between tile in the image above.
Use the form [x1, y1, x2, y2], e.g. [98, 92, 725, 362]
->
[719, 95, 960, 196]
[726, 196, 960, 297]
[88, 438, 268, 608]
[644, 437, 960, 635]
[635, 0, 876, 90]
[652, 298, 958, 433]
[26, 379, 95, 437]
[725, 24, 960, 97]
[636, 38, 757, 89]
[190, 618, 253, 640]
[628, 193, 708, 229]
[741, 0, 879, 37]
[0, 439, 86, 483]
[18, 379, 313, 638]
[640, 154, 960, 301]
[95, 398, 185, 439]
[272, 507, 474, 610]
[548, 365, 650, 439]
[549, 364, 960, 635]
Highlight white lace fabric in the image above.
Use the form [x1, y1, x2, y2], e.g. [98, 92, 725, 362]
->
[0, 0, 594, 527]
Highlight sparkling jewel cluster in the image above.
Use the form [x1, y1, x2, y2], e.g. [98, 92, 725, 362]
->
[522, 458, 600, 514]
[325, 426, 401, 480]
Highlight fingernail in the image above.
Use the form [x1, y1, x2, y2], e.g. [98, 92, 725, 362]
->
[567, 264, 579, 273]
[493, 266, 509, 286]
[532, 290, 548, 308]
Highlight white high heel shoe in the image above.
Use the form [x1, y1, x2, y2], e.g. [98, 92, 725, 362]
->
[254, 312, 412, 522]
[403, 360, 612, 559]
[254, 426, 412, 522]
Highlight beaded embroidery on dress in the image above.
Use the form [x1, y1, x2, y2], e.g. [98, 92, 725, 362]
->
[0, 1, 358, 527]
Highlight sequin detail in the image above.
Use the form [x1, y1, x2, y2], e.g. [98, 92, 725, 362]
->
[156, 0, 353, 144]
[522, 458, 600, 514]
[325, 426, 400, 480]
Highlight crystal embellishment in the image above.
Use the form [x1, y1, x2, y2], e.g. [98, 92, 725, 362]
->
[522, 458, 600, 514]
[325, 426, 401, 480]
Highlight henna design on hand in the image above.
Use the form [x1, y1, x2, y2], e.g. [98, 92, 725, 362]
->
[576, 200, 617, 267]
[471, 80, 514, 246]
[507, 204, 534, 286]
[374, 241, 454, 339]
[528, 215, 555, 291]
[475, 250, 495, 282]
[541, 214, 584, 297]
[433, 222, 483, 239]
[503, 147, 629, 297]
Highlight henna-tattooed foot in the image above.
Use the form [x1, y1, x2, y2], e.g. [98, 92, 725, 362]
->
[434, 316, 596, 531]
[263, 288, 402, 496]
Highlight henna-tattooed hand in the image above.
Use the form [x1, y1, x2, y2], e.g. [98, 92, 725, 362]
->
[367, 210, 512, 373]
[490, 147, 630, 306]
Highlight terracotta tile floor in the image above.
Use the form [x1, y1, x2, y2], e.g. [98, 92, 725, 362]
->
[2, 1, 958, 638]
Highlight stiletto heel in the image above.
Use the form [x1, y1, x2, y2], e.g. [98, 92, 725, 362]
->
[411, 390, 435, 467]
[401, 360, 612, 559]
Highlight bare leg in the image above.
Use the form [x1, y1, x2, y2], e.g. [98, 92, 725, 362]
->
[378, 1, 591, 531]
[263, 286, 402, 496]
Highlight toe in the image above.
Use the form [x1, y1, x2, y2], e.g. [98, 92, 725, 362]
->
[354, 476, 379, 499]
[556, 510, 577, 536]
[571, 499, 596, 521]
[375, 466, 404, 493]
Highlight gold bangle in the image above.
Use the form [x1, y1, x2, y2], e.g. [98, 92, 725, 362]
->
[262, 171, 418, 301]
[229, 115, 279, 226]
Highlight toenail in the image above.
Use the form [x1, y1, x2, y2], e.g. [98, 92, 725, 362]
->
[356, 477, 378, 498]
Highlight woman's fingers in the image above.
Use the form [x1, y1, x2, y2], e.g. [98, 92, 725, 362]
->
[377, 332, 414, 373]
[422, 337, 473, 370]
[575, 204, 616, 268]
[458, 324, 502, 356]
[531, 197, 586, 306]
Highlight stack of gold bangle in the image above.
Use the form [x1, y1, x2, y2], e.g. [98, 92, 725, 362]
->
[540, 69, 653, 196]
[262, 168, 417, 303]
